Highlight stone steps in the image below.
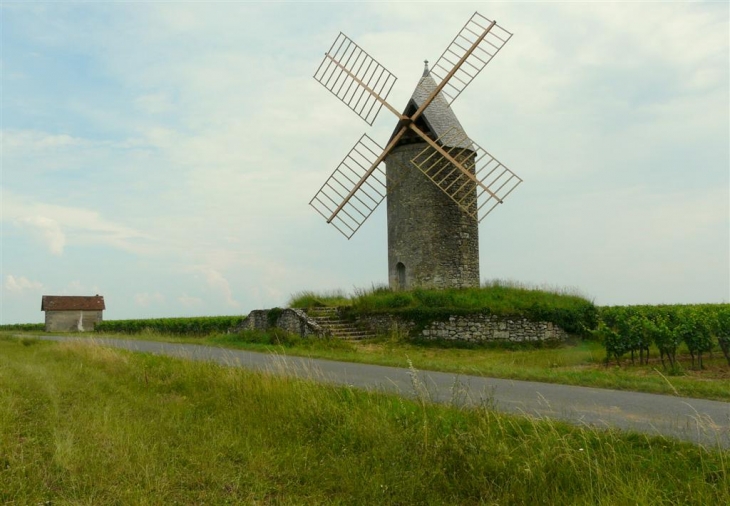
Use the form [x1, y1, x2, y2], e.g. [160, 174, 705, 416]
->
[305, 307, 375, 340]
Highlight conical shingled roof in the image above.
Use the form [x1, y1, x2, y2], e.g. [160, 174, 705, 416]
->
[389, 63, 472, 149]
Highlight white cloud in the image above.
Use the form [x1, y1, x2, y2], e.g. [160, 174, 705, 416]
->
[3, 275, 43, 293]
[2, 189, 154, 255]
[63, 280, 101, 295]
[178, 294, 203, 308]
[198, 266, 239, 308]
[133, 92, 174, 114]
[19, 215, 66, 255]
[134, 292, 164, 307]
[2, 130, 89, 151]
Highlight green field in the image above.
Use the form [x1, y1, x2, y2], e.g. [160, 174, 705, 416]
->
[1, 337, 727, 504]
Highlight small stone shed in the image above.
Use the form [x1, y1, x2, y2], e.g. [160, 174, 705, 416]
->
[41, 295, 105, 332]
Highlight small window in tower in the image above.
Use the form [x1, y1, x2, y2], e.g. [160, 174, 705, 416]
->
[396, 262, 406, 290]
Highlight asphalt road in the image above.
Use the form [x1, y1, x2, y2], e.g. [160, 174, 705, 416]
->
[37, 335, 730, 448]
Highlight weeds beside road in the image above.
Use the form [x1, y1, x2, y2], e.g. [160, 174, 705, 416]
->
[20, 328, 724, 402]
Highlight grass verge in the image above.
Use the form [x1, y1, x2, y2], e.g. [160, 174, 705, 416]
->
[1, 336, 727, 504]
[64, 330, 730, 401]
[5, 329, 728, 401]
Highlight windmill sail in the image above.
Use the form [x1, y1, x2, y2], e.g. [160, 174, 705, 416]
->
[429, 12, 512, 105]
[410, 126, 522, 221]
[314, 33, 398, 126]
[309, 135, 389, 239]
[311, 12, 520, 239]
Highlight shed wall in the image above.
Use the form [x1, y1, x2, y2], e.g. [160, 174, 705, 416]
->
[45, 310, 103, 332]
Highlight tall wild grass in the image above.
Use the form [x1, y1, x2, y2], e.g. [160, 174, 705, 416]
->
[1, 336, 727, 504]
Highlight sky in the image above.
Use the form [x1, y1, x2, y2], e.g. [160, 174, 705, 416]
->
[1, 1, 728, 324]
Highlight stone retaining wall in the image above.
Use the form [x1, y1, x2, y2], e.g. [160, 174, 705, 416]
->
[355, 313, 568, 343]
[233, 308, 329, 338]
[421, 314, 567, 343]
[235, 308, 568, 343]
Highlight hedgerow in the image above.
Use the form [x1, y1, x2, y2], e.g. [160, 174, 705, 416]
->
[95, 316, 244, 336]
[0, 323, 45, 331]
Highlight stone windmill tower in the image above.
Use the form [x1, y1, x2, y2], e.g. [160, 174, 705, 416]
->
[386, 62, 479, 290]
[310, 13, 522, 290]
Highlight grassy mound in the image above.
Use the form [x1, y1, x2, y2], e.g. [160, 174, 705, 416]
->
[288, 289, 351, 308]
[293, 281, 598, 335]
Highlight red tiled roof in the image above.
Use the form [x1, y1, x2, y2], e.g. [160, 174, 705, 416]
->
[41, 295, 105, 311]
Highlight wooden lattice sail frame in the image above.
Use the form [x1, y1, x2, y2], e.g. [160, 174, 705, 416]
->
[410, 126, 522, 221]
[310, 12, 521, 239]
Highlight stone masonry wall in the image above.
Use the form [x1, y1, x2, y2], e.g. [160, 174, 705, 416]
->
[235, 308, 568, 343]
[420, 314, 568, 343]
[234, 308, 329, 338]
[355, 313, 568, 343]
[385, 142, 480, 290]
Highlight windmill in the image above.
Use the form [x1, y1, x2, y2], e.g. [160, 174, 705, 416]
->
[310, 12, 522, 290]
